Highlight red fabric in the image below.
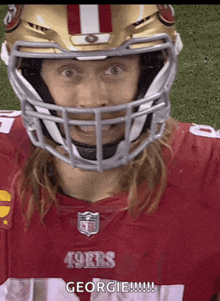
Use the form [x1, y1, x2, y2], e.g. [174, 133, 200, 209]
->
[0, 112, 220, 300]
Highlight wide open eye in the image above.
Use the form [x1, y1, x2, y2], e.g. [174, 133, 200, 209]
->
[104, 65, 124, 76]
[62, 69, 77, 78]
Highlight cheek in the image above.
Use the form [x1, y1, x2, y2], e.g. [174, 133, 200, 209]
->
[48, 83, 72, 106]
[41, 69, 72, 106]
[109, 76, 139, 104]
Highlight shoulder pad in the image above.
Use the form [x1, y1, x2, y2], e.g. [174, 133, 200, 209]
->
[0, 110, 31, 159]
[0, 110, 21, 134]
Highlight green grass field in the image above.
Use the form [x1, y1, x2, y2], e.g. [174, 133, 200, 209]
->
[0, 5, 219, 129]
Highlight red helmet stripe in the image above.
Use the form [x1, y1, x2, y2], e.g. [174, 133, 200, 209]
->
[98, 5, 112, 33]
[67, 5, 81, 35]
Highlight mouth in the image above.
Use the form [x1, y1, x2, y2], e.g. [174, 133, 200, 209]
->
[70, 123, 124, 145]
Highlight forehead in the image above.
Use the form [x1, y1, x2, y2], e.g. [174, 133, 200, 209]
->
[42, 55, 140, 69]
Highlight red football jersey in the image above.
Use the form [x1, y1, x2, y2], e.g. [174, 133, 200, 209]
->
[0, 110, 220, 301]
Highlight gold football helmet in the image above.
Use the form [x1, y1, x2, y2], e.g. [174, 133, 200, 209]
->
[1, 5, 182, 171]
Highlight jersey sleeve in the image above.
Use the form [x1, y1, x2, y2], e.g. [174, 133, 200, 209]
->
[0, 229, 7, 285]
[0, 111, 27, 155]
[167, 121, 220, 297]
[0, 111, 31, 285]
[171, 122, 220, 191]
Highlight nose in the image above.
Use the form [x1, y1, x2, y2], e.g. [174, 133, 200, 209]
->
[75, 76, 110, 108]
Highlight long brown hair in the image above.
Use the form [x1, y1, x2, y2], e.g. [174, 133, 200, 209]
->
[16, 117, 178, 227]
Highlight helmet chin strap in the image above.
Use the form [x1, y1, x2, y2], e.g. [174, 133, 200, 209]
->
[72, 138, 124, 161]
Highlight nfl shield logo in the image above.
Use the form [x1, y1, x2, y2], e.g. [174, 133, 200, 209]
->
[78, 211, 100, 237]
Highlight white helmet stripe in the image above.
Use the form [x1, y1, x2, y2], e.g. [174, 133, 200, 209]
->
[80, 5, 100, 34]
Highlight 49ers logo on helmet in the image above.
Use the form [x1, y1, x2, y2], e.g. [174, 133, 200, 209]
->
[4, 4, 23, 32]
[157, 5, 175, 26]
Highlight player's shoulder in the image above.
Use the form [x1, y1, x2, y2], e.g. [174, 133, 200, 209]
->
[168, 120, 220, 213]
[172, 120, 220, 161]
[168, 120, 220, 195]
[0, 110, 31, 159]
[0, 111, 31, 231]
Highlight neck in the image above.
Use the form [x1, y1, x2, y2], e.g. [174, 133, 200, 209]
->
[54, 156, 124, 203]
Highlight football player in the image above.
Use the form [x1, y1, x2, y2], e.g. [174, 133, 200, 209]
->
[0, 4, 220, 301]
